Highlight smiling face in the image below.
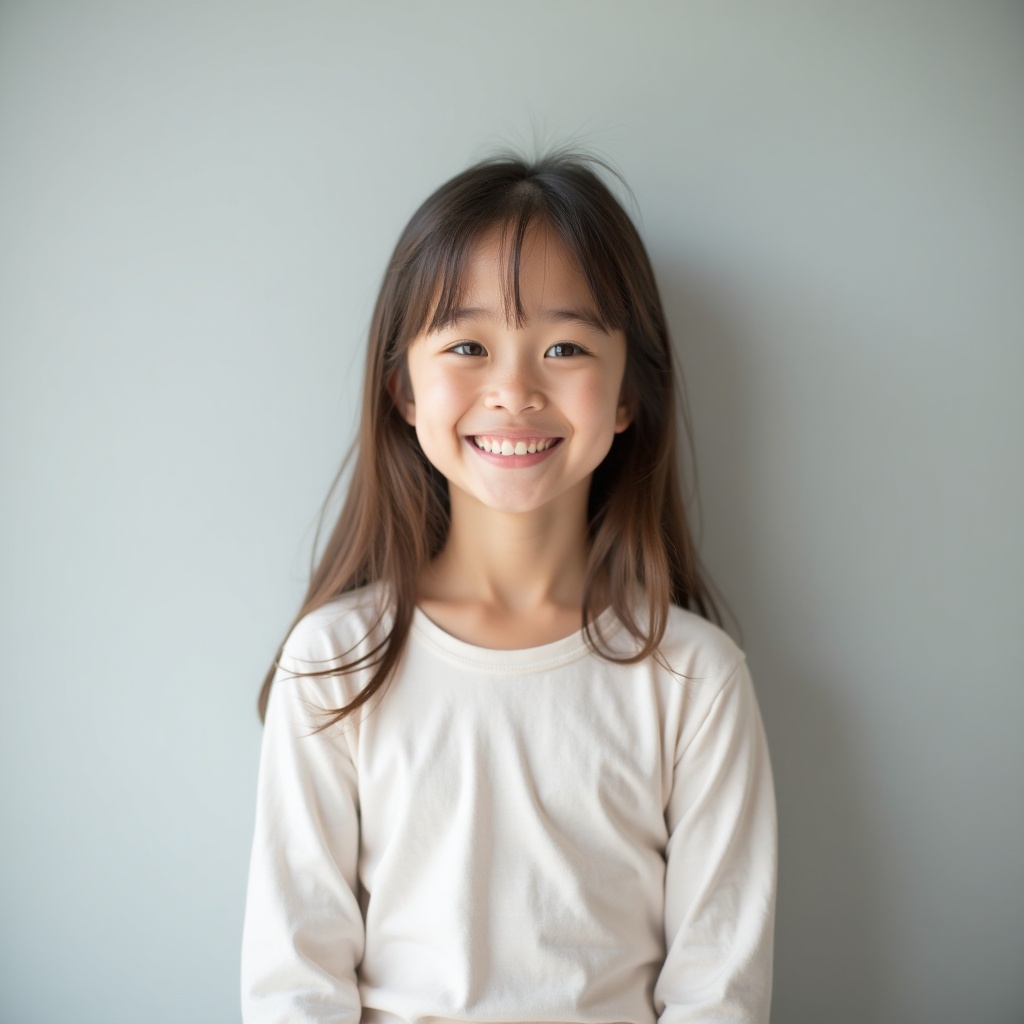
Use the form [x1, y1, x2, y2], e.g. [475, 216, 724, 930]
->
[397, 222, 632, 521]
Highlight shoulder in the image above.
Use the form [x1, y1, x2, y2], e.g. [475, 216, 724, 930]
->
[278, 583, 390, 676]
[265, 584, 392, 721]
[654, 608, 768, 766]
[653, 604, 748, 692]
[601, 600, 747, 694]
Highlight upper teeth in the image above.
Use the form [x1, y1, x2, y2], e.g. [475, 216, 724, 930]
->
[473, 437, 557, 456]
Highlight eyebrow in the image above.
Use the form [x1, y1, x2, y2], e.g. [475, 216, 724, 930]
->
[433, 305, 611, 334]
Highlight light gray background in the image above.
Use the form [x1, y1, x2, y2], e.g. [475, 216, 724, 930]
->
[1, 3, 1021, 1022]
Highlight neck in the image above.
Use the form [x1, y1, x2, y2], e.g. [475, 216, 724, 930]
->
[420, 486, 591, 615]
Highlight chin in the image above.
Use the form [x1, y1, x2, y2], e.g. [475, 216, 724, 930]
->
[478, 495, 551, 515]
[477, 485, 585, 517]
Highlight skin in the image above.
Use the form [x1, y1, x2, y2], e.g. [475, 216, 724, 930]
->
[397, 223, 631, 649]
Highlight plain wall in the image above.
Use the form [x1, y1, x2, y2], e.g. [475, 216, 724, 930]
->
[1, 3, 1021, 1021]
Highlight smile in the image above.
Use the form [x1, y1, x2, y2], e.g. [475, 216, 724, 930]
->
[471, 436, 561, 456]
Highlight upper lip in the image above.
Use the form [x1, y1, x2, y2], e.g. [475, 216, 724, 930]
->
[466, 429, 563, 440]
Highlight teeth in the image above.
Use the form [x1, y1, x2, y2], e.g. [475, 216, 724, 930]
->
[473, 436, 557, 456]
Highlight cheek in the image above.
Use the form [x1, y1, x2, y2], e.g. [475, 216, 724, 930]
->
[566, 374, 626, 433]
[430, 376, 472, 406]
[411, 368, 475, 441]
[407, 351, 463, 404]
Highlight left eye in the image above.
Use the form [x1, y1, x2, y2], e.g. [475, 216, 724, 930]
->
[545, 342, 585, 358]
[450, 341, 487, 356]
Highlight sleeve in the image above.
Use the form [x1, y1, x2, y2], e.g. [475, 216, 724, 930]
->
[653, 658, 778, 1024]
[240, 645, 365, 1024]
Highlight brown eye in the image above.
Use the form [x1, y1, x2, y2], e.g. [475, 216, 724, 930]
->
[451, 341, 486, 356]
[545, 342, 585, 358]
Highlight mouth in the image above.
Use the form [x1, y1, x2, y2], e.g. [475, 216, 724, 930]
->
[470, 435, 562, 456]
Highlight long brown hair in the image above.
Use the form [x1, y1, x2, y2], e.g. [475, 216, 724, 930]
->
[258, 149, 722, 726]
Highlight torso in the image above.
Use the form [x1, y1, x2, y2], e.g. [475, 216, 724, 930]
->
[273, 586, 753, 1024]
[244, 580, 777, 1024]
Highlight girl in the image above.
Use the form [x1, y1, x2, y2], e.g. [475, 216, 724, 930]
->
[241, 151, 777, 1024]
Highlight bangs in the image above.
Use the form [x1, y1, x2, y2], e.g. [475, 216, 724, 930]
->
[395, 174, 632, 347]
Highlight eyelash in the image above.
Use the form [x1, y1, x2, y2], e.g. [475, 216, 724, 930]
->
[546, 342, 586, 358]
[448, 341, 587, 358]
[450, 341, 486, 357]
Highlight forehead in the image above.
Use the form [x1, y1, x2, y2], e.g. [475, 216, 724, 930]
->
[416, 218, 610, 338]
[460, 223, 593, 311]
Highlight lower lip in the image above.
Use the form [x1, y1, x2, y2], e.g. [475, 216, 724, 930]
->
[466, 437, 562, 467]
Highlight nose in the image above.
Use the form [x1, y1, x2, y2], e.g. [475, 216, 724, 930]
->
[483, 358, 546, 415]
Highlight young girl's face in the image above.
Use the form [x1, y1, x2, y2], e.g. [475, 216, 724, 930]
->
[398, 222, 632, 519]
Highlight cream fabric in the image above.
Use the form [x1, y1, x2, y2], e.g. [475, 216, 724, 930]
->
[242, 587, 777, 1023]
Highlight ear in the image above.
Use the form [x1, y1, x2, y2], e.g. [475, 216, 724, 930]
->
[614, 394, 633, 434]
[387, 368, 416, 426]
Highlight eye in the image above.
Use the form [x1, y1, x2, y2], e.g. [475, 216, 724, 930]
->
[449, 341, 487, 356]
[544, 342, 586, 358]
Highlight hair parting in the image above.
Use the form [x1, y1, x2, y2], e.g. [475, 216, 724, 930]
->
[259, 149, 723, 729]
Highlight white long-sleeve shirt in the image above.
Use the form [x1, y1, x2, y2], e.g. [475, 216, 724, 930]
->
[241, 586, 777, 1023]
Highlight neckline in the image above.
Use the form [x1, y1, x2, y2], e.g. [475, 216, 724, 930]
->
[410, 602, 624, 672]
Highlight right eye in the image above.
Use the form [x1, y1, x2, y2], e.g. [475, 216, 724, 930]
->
[449, 341, 486, 356]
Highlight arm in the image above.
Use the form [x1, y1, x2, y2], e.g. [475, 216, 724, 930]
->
[241, 654, 364, 1024]
[654, 659, 778, 1024]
